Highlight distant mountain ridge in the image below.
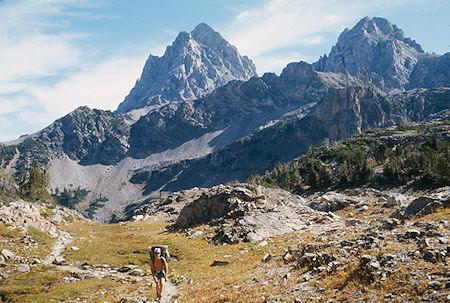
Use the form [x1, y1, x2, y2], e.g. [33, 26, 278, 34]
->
[1, 17, 449, 222]
[131, 87, 450, 194]
[116, 23, 257, 113]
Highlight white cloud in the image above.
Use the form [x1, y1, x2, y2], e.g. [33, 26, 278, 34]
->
[0, 96, 33, 115]
[0, 0, 92, 93]
[254, 52, 313, 75]
[30, 56, 145, 116]
[0, 0, 142, 141]
[0, 55, 145, 141]
[0, 34, 83, 87]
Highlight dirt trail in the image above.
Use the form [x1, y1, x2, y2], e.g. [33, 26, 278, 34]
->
[159, 280, 178, 303]
[44, 229, 179, 302]
[43, 230, 73, 265]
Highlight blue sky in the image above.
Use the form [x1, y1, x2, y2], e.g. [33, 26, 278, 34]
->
[0, 0, 448, 142]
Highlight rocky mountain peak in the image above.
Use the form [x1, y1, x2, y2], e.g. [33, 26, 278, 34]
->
[350, 17, 423, 52]
[313, 17, 426, 92]
[191, 22, 220, 42]
[116, 23, 257, 113]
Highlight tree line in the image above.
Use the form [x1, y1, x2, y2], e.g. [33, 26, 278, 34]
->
[248, 123, 449, 192]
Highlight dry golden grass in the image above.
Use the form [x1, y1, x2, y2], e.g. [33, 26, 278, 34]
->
[0, 225, 55, 264]
[3, 204, 448, 302]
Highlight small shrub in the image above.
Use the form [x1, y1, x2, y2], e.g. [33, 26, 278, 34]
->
[62, 213, 74, 223]
[40, 207, 55, 219]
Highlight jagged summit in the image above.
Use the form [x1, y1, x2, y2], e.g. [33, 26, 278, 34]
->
[349, 16, 423, 52]
[191, 22, 220, 42]
[313, 17, 428, 92]
[116, 23, 257, 113]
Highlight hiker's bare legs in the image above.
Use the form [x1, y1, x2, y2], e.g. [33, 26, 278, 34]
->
[155, 277, 164, 298]
[159, 278, 165, 296]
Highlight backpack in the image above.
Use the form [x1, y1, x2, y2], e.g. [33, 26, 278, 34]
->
[148, 245, 170, 264]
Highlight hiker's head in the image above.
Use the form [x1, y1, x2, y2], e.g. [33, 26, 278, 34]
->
[154, 248, 161, 255]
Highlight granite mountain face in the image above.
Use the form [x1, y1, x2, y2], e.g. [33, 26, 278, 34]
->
[126, 61, 361, 159]
[116, 23, 257, 113]
[313, 17, 449, 93]
[1, 18, 449, 222]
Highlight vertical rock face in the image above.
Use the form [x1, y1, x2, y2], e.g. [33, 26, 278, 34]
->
[313, 17, 426, 92]
[408, 53, 450, 89]
[116, 23, 257, 113]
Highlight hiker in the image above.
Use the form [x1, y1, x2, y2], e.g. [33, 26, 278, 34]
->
[151, 247, 168, 300]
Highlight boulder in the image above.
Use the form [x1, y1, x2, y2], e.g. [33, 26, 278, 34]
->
[1, 249, 16, 260]
[391, 196, 443, 219]
[53, 256, 67, 266]
[262, 253, 272, 263]
[188, 231, 203, 239]
[297, 252, 335, 270]
[428, 280, 442, 290]
[358, 255, 382, 282]
[118, 265, 139, 272]
[211, 260, 229, 266]
[378, 218, 400, 230]
[403, 229, 422, 240]
[0, 269, 9, 279]
[355, 205, 369, 214]
[421, 249, 444, 263]
[171, 183, 327, 244]
[17, 264, 31, 273]
[1, 249, 23, 262]
[308, 192, 350, 212]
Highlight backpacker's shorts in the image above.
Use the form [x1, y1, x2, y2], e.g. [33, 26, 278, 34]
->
[156, 271, 166, 279]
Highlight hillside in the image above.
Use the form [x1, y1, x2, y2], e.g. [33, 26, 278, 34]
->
[250, 119, 449, 192]
[131, 88, 449, 195]
[0, 155, 448, 302]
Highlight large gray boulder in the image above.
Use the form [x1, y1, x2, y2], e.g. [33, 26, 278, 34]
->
[391, 196, 449, 219]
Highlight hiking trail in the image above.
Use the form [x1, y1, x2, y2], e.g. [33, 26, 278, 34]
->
[43, 229, 179, 302]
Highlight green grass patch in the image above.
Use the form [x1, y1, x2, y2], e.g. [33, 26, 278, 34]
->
[0, 223, 23, 238]
[62, 213, 74, 223]
[0, 266, 115, 303]
[39, 207, 55, 219]
[27, 226, 52, 246]
[0, 267, 64, 302]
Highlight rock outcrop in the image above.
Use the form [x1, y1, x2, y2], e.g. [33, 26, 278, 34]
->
[391, 194, 449, 219]
[0, 200, 81, 237]
[116, 23, 257, 113]
[130, 183, 343, 244]
[408, 52, 450, 89]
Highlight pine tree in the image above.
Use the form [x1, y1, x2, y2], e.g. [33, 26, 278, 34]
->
[20, 162, 51, 201]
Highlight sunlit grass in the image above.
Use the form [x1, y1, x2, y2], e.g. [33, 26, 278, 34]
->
[3, 202, 448, 302]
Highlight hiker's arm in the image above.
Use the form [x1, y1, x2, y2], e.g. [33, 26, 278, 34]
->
[150, 260, 156, 278]
[163, 258, 168, 281]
